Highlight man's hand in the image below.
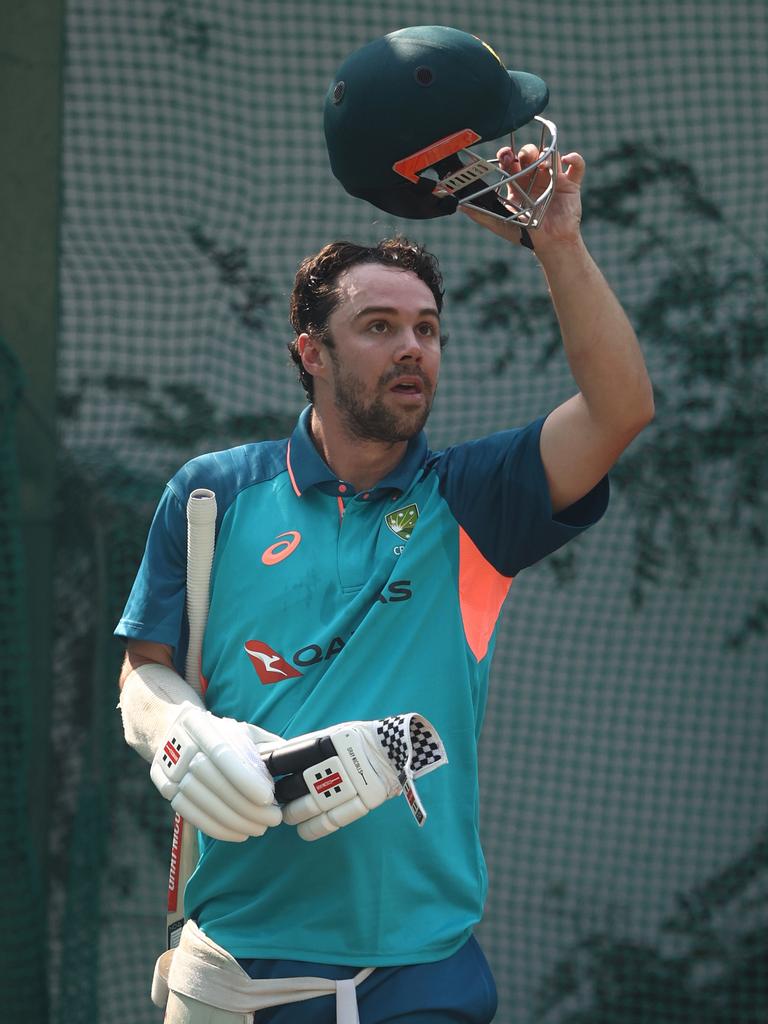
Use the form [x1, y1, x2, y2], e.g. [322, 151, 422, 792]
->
[266, 714, 448, 841]
[463, 145, 585, 253]
[150, 702, 283, 842]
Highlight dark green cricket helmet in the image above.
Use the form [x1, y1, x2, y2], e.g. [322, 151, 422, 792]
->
[324, 25, 557, 225]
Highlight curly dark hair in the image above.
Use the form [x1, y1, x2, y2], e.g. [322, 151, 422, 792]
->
[288, 237, 445, 401]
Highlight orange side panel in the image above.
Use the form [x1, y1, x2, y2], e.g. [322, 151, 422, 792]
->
[393, 128, 481, 182]
[458, 527, 513, 662]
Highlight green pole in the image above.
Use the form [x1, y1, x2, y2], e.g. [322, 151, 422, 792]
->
[0, 2, 63, 1019]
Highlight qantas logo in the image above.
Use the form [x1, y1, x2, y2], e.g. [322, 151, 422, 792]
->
[244, 641, 303, 684]
[262, 531, 301, 565]
[244, 581, 413, 684]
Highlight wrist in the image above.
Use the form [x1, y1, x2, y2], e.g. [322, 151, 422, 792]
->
[120, 662, 205, 762]
[533, 234, 590, 275]
[532, 231, 586, 260]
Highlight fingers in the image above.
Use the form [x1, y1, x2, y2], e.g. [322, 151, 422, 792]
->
[170, 791, 251, 842]
[282, 792, 317, 825]
[459, 204, 523, 244]
[175, 773, 280, 837]
[150, 706, 283, 841]
[294, 796, 369, 842]
[518, 143, 541, 168]
[278, 723, 392, 840]
[297, 815, 338, 841]
[185, 712, 276, 805]
[497, 145, 522, 173]
[189, 754, 282, 825]
[497, 143, 541, 172]
[497, 143, 551, 204]
[210, 743, 276, 804]
[561, 151, 586, 186]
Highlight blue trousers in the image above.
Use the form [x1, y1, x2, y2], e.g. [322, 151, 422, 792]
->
[238, 935, 498, 1023]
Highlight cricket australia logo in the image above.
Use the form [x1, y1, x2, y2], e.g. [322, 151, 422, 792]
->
[385, 503, 419, 542]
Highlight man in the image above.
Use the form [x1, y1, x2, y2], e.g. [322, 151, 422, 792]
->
[116, 138, 653, 1023]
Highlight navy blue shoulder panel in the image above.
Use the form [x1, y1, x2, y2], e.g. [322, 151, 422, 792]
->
[114, 439, 290, 665]
[166, 439, 289, 538]
[427, 416, 609, 576]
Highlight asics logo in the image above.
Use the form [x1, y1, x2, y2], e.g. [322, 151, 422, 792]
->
[262, 530, 301, 565]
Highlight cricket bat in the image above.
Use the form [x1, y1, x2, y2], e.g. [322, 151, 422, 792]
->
[166, 487, 217, 950]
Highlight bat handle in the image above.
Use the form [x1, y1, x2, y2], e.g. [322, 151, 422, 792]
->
[264, 734, 336, 776]
[265, 735, 337, 803]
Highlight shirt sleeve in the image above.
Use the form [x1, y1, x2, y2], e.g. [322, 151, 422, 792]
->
[113, 440, 287, 668]
[432, 415, 610, 576]
[114, 483, 188, 651]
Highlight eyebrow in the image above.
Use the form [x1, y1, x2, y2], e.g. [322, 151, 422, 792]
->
[352, 305, 440, 321]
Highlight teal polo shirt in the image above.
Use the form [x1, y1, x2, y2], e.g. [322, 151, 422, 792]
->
[116, 406, 608, 965]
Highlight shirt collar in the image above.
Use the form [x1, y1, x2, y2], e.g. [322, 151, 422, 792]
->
[286, 405, 428, 499]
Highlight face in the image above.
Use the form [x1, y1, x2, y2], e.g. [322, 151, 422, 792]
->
[317, 263, 442, 443]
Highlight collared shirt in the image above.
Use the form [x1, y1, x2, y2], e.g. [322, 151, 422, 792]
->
[116, 407, 608, 965]
[285, 405, 428, 499]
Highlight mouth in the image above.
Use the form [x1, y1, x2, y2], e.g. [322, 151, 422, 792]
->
[388, 376, 426, 398]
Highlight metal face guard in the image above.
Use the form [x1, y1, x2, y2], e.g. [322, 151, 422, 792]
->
[393, 116, 558, 229]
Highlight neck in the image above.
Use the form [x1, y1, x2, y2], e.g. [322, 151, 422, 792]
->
[309, 405, 409, 492]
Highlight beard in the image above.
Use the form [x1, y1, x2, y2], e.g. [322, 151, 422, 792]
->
[329, 358, 433, 443]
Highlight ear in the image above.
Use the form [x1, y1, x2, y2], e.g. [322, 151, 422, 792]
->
[297, 332, 328, 380]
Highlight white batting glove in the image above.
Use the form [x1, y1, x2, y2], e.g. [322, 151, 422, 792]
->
[150, 702, 283, 842]
[266, 714, 448, 841]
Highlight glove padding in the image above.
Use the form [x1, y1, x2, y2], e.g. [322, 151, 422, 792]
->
[150, 702, 283, 842]
[266, 714, 447, 841]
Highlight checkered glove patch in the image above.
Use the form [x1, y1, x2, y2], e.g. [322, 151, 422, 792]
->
[268, 713, 448, 841]
[377, 714, 446, 779]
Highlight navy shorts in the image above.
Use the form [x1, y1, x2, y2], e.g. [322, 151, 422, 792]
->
[238, 935, 498, 1023]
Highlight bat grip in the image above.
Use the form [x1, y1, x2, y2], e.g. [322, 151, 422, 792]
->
[265, 735, 337, 803]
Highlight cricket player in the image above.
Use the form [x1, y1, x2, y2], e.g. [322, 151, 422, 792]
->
[116, 26, 654, 1024]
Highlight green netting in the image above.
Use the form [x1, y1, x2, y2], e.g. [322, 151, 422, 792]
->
[0, 341, 49, 1020]
[40, 0, 768, 1020]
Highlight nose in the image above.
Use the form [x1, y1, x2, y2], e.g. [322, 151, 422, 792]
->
[395, 328, 424, 362]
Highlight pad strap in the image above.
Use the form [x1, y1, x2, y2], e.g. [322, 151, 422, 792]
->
[153, 920, 374, 1023]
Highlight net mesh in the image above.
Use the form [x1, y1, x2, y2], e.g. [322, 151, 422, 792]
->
[0, 340, 49, 1021]
[34, 1, 768, 1020]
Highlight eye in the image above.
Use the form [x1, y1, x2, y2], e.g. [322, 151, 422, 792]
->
[368, 320, 390, 334]
[417, 321, 438, 337]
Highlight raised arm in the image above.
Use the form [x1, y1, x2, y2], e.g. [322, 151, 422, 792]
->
[463, 146, 654, 513]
